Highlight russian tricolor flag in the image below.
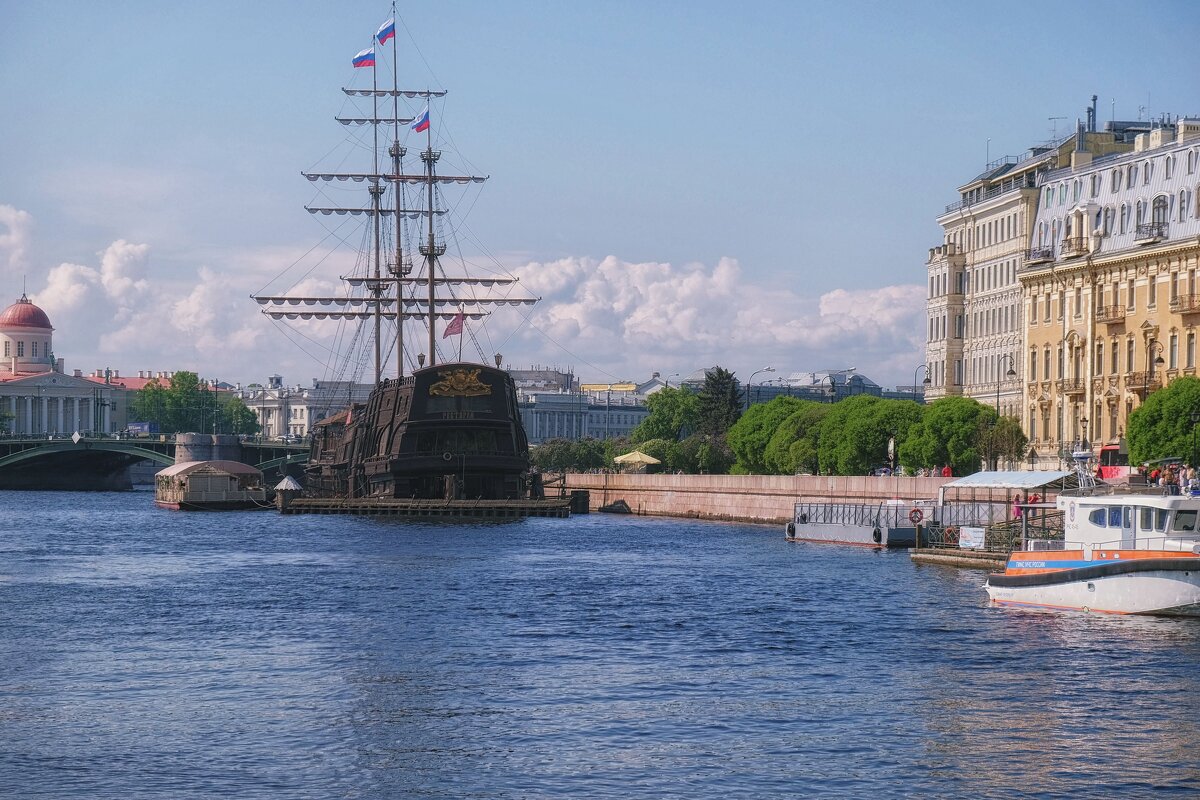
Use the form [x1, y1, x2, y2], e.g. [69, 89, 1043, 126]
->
[352, 48, 375, 68]
[411, 106, 430, 133]
[376, 18, 396, 45]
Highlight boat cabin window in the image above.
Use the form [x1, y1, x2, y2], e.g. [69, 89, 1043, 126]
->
[1088, 508, 1107, 527]
[1108, 507, 1124, 527]
[1173, 510, 1198, 532]
[1140, 507, 1170, 532]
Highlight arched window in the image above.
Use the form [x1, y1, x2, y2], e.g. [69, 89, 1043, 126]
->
[1182, 191, 1189, 223]
[1112, 169, 1121, 192]
[1136, 199, 1146, 225]
[1119, 204, 1129, 234]
[1153, 195, 1169, 224]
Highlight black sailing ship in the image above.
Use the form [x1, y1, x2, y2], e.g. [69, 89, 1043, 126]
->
[253, 11, 545, 504]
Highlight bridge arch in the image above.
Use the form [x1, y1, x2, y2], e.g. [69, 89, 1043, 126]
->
[0, 440, 177, 470]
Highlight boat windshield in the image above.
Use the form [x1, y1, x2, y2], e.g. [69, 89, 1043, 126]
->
[1174, 510, 1198, 532]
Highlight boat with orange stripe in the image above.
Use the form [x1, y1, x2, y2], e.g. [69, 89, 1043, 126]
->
[986, 452, 1200, 616]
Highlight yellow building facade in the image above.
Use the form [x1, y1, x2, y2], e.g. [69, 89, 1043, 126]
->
[1021, 119, 1200, 465]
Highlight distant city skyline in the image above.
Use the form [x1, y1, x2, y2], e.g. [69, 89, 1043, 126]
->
[2, 1, 1199, 386]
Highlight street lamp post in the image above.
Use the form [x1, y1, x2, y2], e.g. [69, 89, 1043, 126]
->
[1191, 410, 1200, 468]
[1148, 339, 1165, 389]
[913, 364, 931, 400]
[745, 367, 775, 410]
[1080, 416, 1088, 449]
[995, 354, 1017, 414]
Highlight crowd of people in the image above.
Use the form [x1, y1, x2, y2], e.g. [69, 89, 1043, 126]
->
[1138, 462, 1200, 495]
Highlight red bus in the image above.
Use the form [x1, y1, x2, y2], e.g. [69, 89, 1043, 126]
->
[1097, 444, 1130, 481]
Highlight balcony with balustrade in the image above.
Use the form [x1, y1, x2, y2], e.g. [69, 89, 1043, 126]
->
[1025, 247, 1054, 267]
[1059, 237, 1088, 258]
[1169, 294, 1200, 314]
[1056, 377, 1085, 396]
[1094, 305, 1126, 325]
[1135, 221, 1168, 244]
[1124, 372, 1161, 391]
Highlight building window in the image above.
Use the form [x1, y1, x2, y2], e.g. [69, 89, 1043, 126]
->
[1029, 348, 1037, 381]
[16, 341, 23, 357]
[1149, 277, 1157, 308]
[1128, 280, 1135, 310]
[1171, 334, 1179, 369]
[1189, 333, 1196, 369]
[1153, 195, 1169, 224]
[31, 342, 37, 357]
[1111, 339, 1119, 374]
[1043, 347, 1051, 380]
[1182, 191, 1189, 223]
[1127, 339, 1135, 372]
[1172, 273, 1180, 302]
[1043, 293, 1051, 322]
[1096, 343, 1104, 375]
[2, 341, 8, 357]
[1112, 169, 1121, 192]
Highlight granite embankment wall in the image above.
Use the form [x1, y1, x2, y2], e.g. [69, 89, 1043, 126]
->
[562, 473, 952, 525]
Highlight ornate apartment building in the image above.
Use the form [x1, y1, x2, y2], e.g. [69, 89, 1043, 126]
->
[1022, 117, 1200, 462]
[926, 103, 1139, 422]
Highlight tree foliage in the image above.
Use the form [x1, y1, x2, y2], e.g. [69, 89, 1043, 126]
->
[899, 396, 997, 475]
[764, 402, 829, 475]
[978, 415, 1029, 470]
[816, 395, 924, 476]
[727, 396, 809, 473]
[696, 366, 741, 436]
[131, 371, 261, 435]
[631, 387, 700, 443]
[1127, 376, 1200, 464]
[530, 437, 610, 472]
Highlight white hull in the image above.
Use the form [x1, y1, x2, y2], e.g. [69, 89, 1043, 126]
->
[986, 569, 1200, 616]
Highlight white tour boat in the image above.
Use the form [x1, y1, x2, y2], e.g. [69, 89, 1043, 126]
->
[986, 454, 1200, 616]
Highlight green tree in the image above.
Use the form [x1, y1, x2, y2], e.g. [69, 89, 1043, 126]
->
[1127, 376, 1200, 464]
[531, 438, 575, 472]
[816, 395, 924, 476]
[696, 366, 741, 436]
[727, 396, 809, 473]
[571, 438, 607, 471]
[221, 396, 261, 436]
[899, 396, 997, 475]
[0, 410, 12, 434]
[977, 415, 1029, 470]
[631, 387, 699, 443]
[763, 402, 830, 475]
[131, 371, 259, 435]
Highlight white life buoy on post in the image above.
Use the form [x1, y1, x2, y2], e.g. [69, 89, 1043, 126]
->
[909, 508, 923, 525]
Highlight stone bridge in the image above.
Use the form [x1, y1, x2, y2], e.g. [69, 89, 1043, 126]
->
[0, 436, 308, 490]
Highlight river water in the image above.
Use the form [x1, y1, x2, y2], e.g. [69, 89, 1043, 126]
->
[1, 490, 1199, 798]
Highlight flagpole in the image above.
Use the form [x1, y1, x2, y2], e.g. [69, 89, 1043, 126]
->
[458, 306, 464, 362]
[370, 43, 382, 385]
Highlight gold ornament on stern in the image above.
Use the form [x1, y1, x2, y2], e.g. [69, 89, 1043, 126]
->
[428, 368, 493, 397]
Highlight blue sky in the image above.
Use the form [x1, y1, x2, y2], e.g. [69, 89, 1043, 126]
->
[2, 1, 1199, 388]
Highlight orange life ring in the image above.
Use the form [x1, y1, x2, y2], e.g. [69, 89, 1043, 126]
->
[909, 508, 924, 525]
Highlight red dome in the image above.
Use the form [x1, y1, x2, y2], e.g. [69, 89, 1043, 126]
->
[0, 294, 53, 330]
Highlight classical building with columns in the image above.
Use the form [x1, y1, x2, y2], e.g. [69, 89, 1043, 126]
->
[0, 293, 118, 435]
[1022, 117, 1200, 463]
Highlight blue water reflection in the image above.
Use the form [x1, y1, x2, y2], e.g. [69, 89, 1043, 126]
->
[1, 492, 1198, 797]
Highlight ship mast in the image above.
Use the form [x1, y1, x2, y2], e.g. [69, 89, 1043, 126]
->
[387, 2, 407, 378]
[421, 113, 443, 364]
[251, 32, 539, 379]
[369, 46, 384, 384]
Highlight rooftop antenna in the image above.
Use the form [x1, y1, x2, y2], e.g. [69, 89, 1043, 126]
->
[1048, 116, 1066, 139]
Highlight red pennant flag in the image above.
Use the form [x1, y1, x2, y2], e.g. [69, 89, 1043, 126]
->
[442, 311, 465, 338]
